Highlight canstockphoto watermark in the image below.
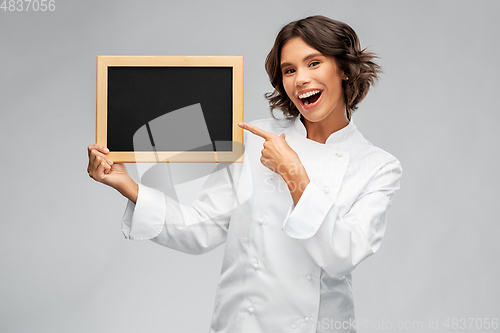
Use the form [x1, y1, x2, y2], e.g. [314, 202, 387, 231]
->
[290, 317, 499, 330]
[356, 317, 499, 330]
[262, 158, 401, 194]
[290, 317, 356, 330]
[1, 0, 56, 11]
[133, 104, 251, 224]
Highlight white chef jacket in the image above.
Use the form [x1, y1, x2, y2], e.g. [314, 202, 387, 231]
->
[121, 115, 402, 333]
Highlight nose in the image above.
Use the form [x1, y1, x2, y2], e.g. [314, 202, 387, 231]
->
[295, 69, 310, 87]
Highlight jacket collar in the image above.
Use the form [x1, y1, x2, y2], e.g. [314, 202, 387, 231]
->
[293, 115, 357, 145]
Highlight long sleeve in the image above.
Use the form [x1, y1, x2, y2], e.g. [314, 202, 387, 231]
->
[282, 158, 402, 278]
[121, 162, 243, 255]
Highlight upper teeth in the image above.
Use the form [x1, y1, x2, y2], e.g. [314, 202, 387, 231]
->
[298, 90, 321, 99]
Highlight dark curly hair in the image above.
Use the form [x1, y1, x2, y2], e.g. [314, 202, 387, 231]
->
[265, 15, 382, 120]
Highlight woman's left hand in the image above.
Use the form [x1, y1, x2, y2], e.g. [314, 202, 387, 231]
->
[238, 122, 302, 176]
[239, 122, 311, 205]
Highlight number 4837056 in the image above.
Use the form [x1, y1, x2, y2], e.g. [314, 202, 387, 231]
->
[1, 0, 56, 11]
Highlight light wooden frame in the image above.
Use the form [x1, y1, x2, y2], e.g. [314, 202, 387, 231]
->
[96, 56, 244, 163]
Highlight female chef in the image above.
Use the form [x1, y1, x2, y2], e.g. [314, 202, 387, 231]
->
[87, 15, 402, 333]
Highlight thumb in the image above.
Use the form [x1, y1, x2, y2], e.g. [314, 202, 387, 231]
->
[280, 133, 286, 139]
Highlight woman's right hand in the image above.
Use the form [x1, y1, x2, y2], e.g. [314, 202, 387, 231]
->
[87, 144, 138, 202]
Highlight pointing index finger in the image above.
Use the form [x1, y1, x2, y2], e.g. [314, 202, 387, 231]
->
[238, 122, 273, 140]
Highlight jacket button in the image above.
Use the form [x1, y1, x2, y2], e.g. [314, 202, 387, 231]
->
[306, 274, 312, 280]
[322, 187, 330, 194]
[258, 218, 264, 225]
[336, 151, 343, 157]
[248, 307, 254, 314]
[253, 262, 259, 270]
[304, 316, 310, 321]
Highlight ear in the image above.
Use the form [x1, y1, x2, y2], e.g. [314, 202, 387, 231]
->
[340, 69, 348, 81]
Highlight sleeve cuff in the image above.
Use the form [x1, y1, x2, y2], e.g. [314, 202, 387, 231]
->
[121, 184, 167, 241]
[282, 181, 337, 239]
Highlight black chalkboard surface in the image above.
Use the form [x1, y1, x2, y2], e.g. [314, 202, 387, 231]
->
[96, 56, 244, 163]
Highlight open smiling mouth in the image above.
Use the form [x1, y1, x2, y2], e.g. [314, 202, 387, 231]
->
[298, 89, 322, 107]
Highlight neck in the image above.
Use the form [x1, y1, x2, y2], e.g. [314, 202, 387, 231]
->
[301, 110, 349, 144]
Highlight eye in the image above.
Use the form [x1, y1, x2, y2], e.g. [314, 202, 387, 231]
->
[309, 61, 320, 67]
[283, 68, 295, 75]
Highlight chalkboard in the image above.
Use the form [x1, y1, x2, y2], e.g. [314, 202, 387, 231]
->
[96, 56, 244, 163]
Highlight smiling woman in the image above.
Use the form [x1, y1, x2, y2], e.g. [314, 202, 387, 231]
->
[87, 15, 402, 333]
[280, 37, 347, 142]
[265, 15, 381, 122]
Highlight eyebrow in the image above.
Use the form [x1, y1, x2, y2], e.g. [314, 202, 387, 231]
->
[280, 52, 324, 69]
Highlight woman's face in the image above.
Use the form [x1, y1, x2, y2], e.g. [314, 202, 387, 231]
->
[280, 37, 346, 124]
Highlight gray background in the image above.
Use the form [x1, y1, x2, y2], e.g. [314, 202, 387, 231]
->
[1, 0, 499, 332]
